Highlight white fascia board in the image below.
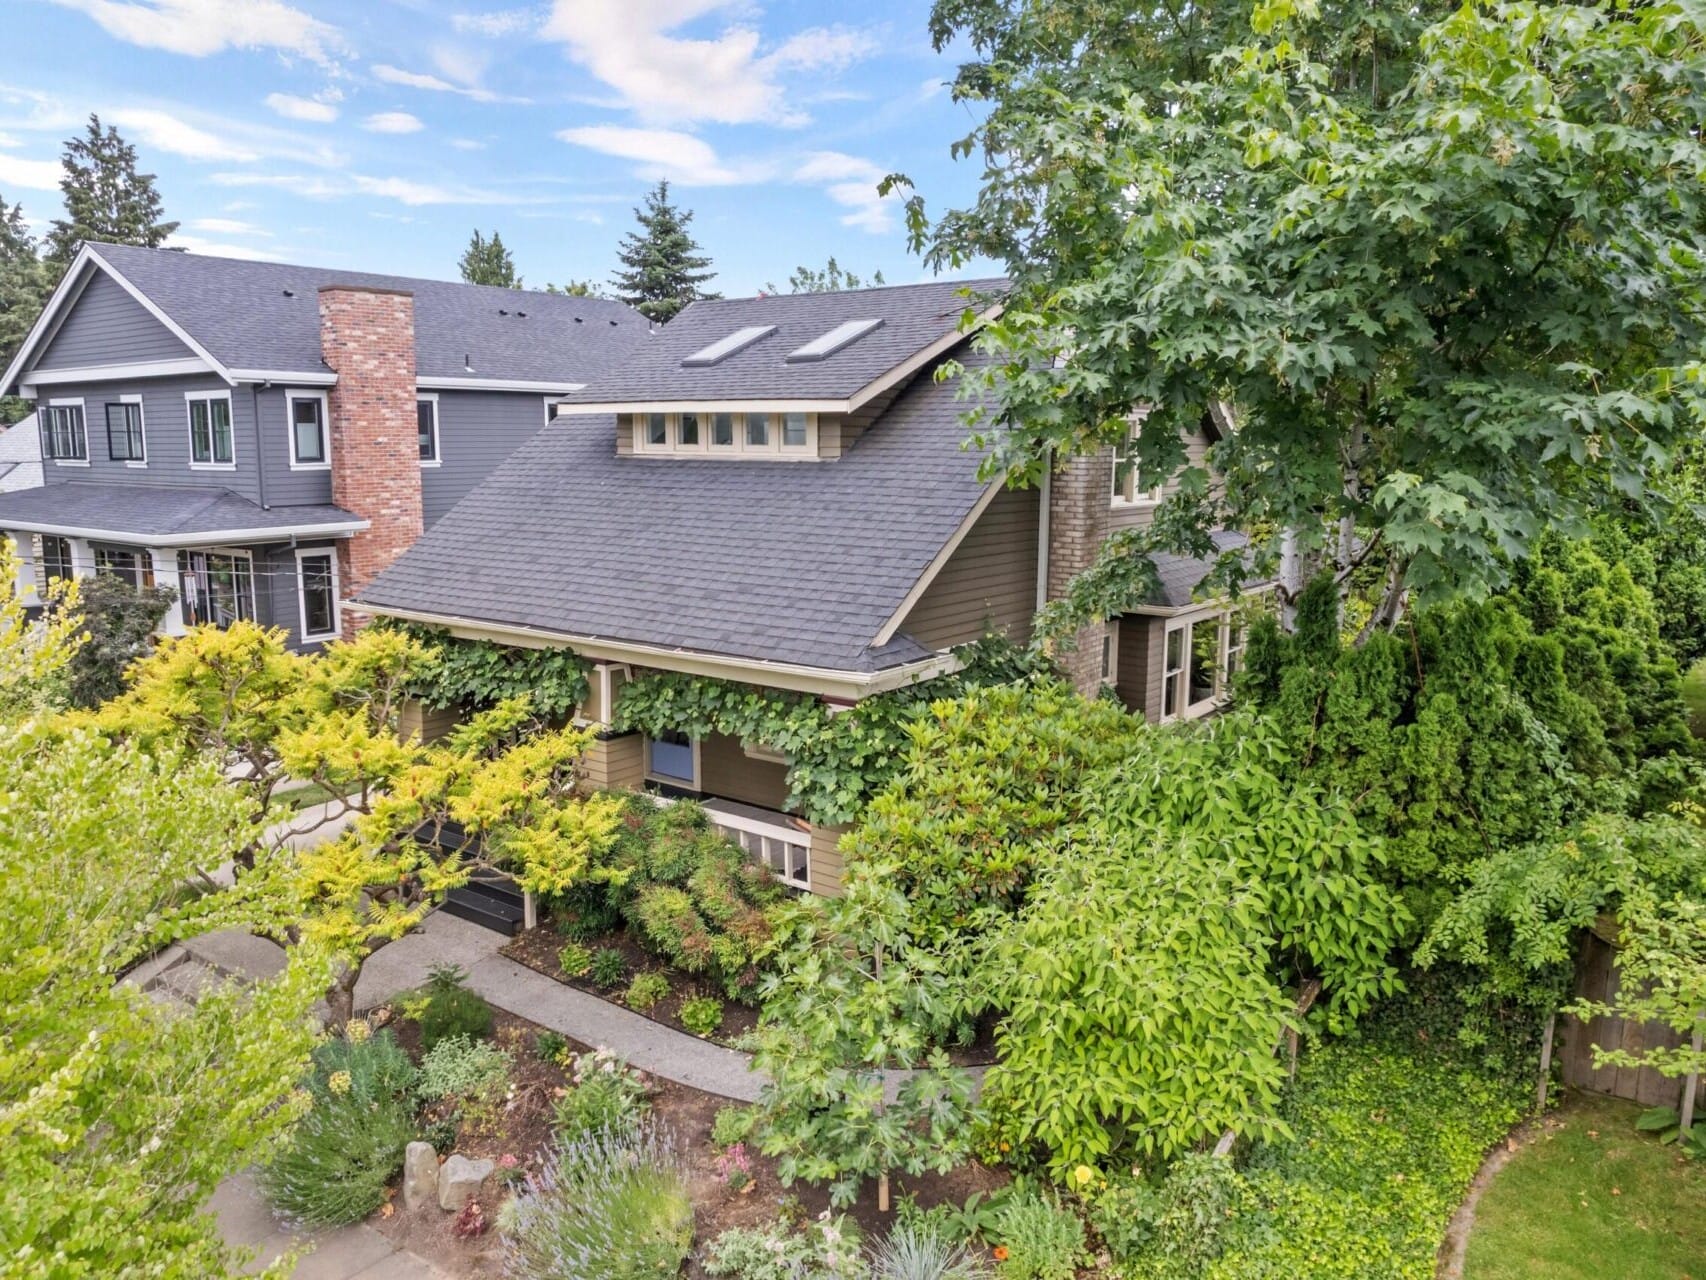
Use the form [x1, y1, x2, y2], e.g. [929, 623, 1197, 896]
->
[352, 602, 965, 700]
[872, 480, 1005, 647]
[21, 357, 215, 392]
[845, 303, 1002, 414]
[231, 368, 338, 386]
[0, 517, 368, 546]
[1121, 579, 1278, 619]
[553, 397, 849, 417]
[418, 376, 588, 394]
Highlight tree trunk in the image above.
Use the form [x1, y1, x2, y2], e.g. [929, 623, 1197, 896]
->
[1278, 527, 1301, 631]
[325, 963, 360, 1029]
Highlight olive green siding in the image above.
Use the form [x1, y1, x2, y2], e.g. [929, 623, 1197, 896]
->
[699, 731, 792, 812]
[898, 484, 1040, 652]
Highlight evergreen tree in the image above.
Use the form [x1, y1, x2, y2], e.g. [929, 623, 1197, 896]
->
[458, 228, 520, 288]
[47, 115, 177, 266]
[0, 195, 48, 423]
[766, 257, 885, 294]
[610, 180, 717, 323]
[543, 278, 608, 298]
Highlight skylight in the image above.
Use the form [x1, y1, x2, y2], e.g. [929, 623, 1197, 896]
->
[785, 317, 885, 363]
[681, 325, 776, 367]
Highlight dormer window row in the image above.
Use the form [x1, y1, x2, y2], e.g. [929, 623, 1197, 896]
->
[634, 410, 817, 457]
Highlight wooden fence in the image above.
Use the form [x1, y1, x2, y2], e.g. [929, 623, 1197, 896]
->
[1560, 927, 1691, 1108]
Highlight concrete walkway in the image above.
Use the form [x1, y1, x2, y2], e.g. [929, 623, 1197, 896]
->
[214, 1172, 452, 1279]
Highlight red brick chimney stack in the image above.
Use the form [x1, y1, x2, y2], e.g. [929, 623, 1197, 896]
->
[318, 284, 424, 625]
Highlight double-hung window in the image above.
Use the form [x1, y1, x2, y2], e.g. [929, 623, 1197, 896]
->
[186, 392, 234, 467]
[178, 549, 255, 629]
[288, 392, 329, 469]
[1112, 419, 1163, 507]
[296, 549, 340, 642]
[105, 399, 146, 463]
[1160, 609, 1251, 722]
[416, 396, 439, 465]
[41, 401, 87, 462]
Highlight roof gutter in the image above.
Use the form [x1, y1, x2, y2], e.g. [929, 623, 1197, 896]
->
[0, 517, 369, 546]
[353, 602, 965, 701]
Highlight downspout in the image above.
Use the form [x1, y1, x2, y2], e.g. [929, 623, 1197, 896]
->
[250, 383, 270, 510]
[1035, 452, 1053, 611]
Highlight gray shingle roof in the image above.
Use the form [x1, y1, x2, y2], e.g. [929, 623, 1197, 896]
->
[0, 481, 363, 542]
[358, 347, 997, 672]
[557, 277, 1006, 405]
[88, 243, 648, 386]
[1149, 531, 1257, 608]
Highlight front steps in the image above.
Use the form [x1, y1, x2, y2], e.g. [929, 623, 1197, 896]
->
[441, 874, 526, 936]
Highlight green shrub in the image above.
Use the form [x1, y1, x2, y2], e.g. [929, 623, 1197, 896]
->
[704, 1212, 865, 1280]
[869, 1218, 989, 1280]
[590, 947, 626, 988]
[503, 1122, 693, 1280]
[259, 1029, 418, 1227]
[1086, 1173, 1163, 1267]
[557, 943, 593, 978]
[625, 971, 670, 1011]
[412, 963, 493, 1050]
[418, 1034, 510, 1103]
[551, 883, 620, 940]
[535, 1030, 569, 1063]
[990, 1190, 1084, 1280]
[680, 995, 724, 1037]
[551, 1049, 650, 1144]
[1683, 658, 1706, 739]
[711, 1104, 757, 1149]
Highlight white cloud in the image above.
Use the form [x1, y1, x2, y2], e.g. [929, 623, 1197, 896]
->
[794, 150, 898, 233]
[110, 107, 259, 162]
[556, 125, 760, 187]
[449, 137, 486, 151]
[431, 44, 489, 88]
[167, 232, 289, 260]
[541, 2, 877, 127]
[265, 92, 338, 123]
[452, 7, 540, 37]
[49, 0, 343, 64]
[371, 63, 503, 103]
[189, 216, 268, 235]
[212, 170, 546, 207]
[0, 152, 61, 191]
[363, 111, 425, 135]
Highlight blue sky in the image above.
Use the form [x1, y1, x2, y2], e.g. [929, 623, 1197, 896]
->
[1, 0, 990, 296]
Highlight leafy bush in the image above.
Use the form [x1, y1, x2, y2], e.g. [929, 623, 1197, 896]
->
[557, 943, 593, 978]
[711, 1104, 757, 1149]
[260, 1029, 418, 1227]
[625, 971, 670, 1011]
[503, 1122, 693, 1280]
[680, 995, 724, 1037]
[989, 1189, 1084, 1280]
[418, 1034, 509, 1103]
[590, 947, 626, 988]
[550, 1048, 649, 1144]
[412, 963, 493, 1050]
[65, 572, 177, 708]
[704, 1212, 866, 1280]
[869, 1218, 989, 1280]
[1085, 1173, 1163, 1266]
[535, 1030, 569, 1063]
[551, 883, 620, 941]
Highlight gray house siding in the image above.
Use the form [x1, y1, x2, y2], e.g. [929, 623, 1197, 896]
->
[421, 390, 551, 527]
[252, 539, 341, 651]
[38, 374, 263, 503]
[35, 271, 193, 370]
[253, 384, 335, 507]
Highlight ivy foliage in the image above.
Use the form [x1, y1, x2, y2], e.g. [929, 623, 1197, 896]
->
[611, 635, 1047, 826]
[375, 618, 590, 720]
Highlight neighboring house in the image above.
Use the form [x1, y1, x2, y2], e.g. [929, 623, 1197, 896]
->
[354, 281, 1258, 894]
[0, 243, 647, 649]
[0, 413, 43, 493]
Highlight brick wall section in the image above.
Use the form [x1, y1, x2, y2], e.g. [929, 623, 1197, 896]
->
[319, 285, 423, 625]
[1046, 445, 1114, 696]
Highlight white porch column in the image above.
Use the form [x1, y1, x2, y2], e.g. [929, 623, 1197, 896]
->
[148, 547, 187, 636]
[7, 532, 40, 607]
[65, 537, 97, 579]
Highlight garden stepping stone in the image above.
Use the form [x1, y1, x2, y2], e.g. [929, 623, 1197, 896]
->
[402, 1141, 439, 1212]
[436, 1154, 492, 1212]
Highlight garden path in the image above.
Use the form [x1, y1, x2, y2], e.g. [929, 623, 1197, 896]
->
[213, 1172, 455, 1280]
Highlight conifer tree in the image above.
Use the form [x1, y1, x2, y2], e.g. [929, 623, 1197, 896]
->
[610, 180, 717, 323]
[47, 115, 177, 266]
[0, 195, 48, 422]
[459, 228, 520, 287]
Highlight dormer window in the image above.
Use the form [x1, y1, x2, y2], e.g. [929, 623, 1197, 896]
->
[634, 411, 818, 457]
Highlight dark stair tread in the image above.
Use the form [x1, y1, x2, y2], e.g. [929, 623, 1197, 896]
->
[442, 882, 525, 936]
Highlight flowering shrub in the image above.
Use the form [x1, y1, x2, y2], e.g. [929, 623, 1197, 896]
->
[713, 1142, 755, 1191]
[503, 1122, 693, 1280]
[551, 1048, 650, 1143]
[703, 1212, 866, 1280]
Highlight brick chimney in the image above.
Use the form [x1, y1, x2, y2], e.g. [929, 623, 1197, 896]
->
[1045, 445, 1114, 696]
[318, 285, 423, 621]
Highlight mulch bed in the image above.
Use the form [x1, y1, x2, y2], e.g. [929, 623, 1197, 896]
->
[501, 922, 762, 1048]
[363, 1003, 1009, 1279]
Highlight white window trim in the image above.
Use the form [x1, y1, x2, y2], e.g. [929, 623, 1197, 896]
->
[416, 392, 441, 468]
[44, 397, 89, 467]
[294, 547, 341, 643]
[1100, 620, 1119, 687]
[180, 545, 256, 629]
[1159, 607, 1239, 723]
[285, 389, 332, 471]
[633, 411, 819, 459]
[185, 390, 237, 471]
[644, 732, 702, 789]
[742, 739, 793, 765]
[1112, 417, 1164, 508]
[105, 393, 147, 467]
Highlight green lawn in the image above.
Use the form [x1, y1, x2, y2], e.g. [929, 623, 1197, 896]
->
[1464, 1090, 1706, 1280]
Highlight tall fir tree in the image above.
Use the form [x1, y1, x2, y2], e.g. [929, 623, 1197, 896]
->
[459, 228, 520, 287]
[47, 115, 177, 267]
[610, 180, 717, 323]
[0, 196, 48, 424]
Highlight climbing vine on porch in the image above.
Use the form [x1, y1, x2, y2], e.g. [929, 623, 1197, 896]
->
[610, 635, 1048, 826]
[374, 619, 591, 720]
